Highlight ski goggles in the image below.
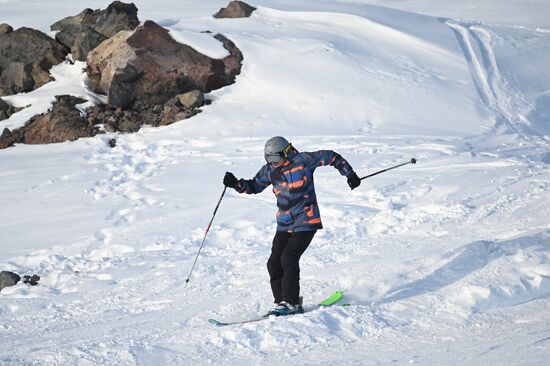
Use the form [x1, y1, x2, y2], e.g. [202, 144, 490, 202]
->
[264, 144, 292, 164]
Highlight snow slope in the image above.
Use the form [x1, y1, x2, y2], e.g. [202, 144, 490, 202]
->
[1, 1, 550, 365]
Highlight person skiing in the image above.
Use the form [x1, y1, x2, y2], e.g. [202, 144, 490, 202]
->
[223, 136, 361, 316]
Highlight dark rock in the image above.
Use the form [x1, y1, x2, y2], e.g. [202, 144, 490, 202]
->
[22, 274, 40, 286]
[0, 23, 13, 35]
[72, 28, 108, 61]
[51, 9, 93, 49]
[107, 63, 143, 109]
[213, 1, 256, 19]
[81, 96, 202, 132]
[51, 1, 139, 61]
[0, 97, 15, 120]
[93, 1, 139, 36]
[0, 128, 18, 149]
[214, 33, 243, 85]
[86, 20, 243, 109]
[21, 95, 97, 144]
[108, 138, 117, 147]
[0, 271, 21, 292]
[0, 27, 67, 96]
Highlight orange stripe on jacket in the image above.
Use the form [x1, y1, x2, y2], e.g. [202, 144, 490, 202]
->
[288, 176, 307, 189]
[283, 165, 304, 175]
[306, 218, 321, 224]
[288, 180, 304, 189]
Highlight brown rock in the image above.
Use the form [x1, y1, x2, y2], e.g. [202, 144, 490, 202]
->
[86, 20, 243, 109]
[213, 1, 256, 19]
[22, 95, 97, 144]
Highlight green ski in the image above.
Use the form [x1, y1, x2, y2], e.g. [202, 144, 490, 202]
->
[319, 290, 343, 306]
[208, 290, 344, 327]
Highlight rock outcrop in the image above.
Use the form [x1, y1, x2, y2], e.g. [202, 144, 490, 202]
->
[50, 1, 140, 61]
[0, 4, 244, 150]
[0, 27, 67, 96]
[86, 20, 242, 109]
[213, 1, 257, 19]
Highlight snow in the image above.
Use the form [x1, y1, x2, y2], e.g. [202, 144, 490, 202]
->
[167, 29, 230, 59]
[1, 0, 550, 365]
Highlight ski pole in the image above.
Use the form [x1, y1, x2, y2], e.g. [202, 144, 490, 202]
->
[360, 158, 416, 180]
[185, 186, 227, 287]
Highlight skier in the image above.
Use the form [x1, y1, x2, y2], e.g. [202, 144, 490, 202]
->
[223, 136, 361, 316]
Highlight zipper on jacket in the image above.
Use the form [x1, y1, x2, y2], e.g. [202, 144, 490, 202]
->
[285, 164, 295, 221]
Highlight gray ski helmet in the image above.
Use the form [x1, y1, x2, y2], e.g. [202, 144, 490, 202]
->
[264, 136, 291, 163]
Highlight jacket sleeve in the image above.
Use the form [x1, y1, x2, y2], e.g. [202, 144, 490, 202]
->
[304, 150, 353, 176]
[235, 165, 272, 194]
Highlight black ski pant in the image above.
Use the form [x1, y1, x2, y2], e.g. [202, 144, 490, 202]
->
[267, 230, 316, 305]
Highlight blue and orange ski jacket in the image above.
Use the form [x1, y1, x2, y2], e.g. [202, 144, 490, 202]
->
[235, 149, 354, 232]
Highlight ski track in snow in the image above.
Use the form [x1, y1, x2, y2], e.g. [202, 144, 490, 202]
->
[445, 20, 541, 138]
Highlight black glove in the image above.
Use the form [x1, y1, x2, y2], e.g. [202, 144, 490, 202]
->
[347, 171, 361, 190]
[223, 172, 238, 188]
